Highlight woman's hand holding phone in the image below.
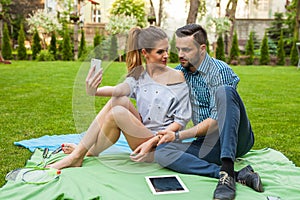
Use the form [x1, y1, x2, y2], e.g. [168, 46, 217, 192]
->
[86, 59, 103, 96]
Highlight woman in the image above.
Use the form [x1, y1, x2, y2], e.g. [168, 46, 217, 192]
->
[48, 26, 191, 169]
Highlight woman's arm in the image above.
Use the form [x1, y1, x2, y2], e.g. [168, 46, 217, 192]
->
[86, 66, 131, 97]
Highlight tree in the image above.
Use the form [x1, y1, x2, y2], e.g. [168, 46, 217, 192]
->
[186, 0, 206, 24]
[105, 14, 137, 56]
[78, 29, 86, 59]
[276, 30, 285, 66]
[267, 12, 285, 42]
[216, 34, 226, 62]
[27, 9, 62, 49]
[290, 38, 298, 66]
[17, 24, 27, 60]
[109, 34, 118, 61]
[62, 25, 73, 61]
[93, 31, 103, 59]
[7, 0, 43, 41]
[245, 31, 254, 65]
[206, 40, 210, 55]
[110, 0, 147, 27]
[2, 22, 13, 60]
[228, 31, 239, 64]
[295, 0, 300, 40]
[169, 33, 178, 63]
[31, 29, 42, 60]
[49, 32, 57, 60]
[259, 32, 270, 65]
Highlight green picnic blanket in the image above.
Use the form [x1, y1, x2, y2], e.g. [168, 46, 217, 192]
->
[1, 148, 299, 200]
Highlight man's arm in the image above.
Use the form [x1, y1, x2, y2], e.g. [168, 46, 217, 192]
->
[157, 118, 218, 145]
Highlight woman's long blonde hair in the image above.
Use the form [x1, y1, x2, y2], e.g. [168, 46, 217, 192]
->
[126, 26, 168, 79]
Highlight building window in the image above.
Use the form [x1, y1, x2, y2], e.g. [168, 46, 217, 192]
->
[93, 9, 101, 23]
[257, 0, 268, 11]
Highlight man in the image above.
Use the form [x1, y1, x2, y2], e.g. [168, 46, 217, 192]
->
[154, 24, 263, 200]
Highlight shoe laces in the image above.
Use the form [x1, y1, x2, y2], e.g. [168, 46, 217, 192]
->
[219, 171, 231, 185]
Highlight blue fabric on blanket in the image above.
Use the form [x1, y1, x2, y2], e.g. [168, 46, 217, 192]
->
[14, 132, 132, 154]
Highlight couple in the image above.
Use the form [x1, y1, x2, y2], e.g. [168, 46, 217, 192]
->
[49, 24, 263, 200]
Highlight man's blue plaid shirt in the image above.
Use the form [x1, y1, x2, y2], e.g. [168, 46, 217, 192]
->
[175, 53, 240, 125]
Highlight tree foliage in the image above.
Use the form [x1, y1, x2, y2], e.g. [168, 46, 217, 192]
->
[2, 22, 13, 60]
[216, 34, 226, 62]
[206, 15, 231, 35]
[93, 31, 103, 59]
[78, 30, 87, 59]
[17, 24, 27, 60]
[27, 9, 62, 49]
[109, 34, 118, 61]
[169, 33, 178, 63]
[62, 25, 73, 61]
[276, 30, 286, 65]
[259, 32, 270, 65]
[110, 0, 147, 27]
[32, 29, 42, 60]
[229, 31, 239, 63]
[290, 38, 298, 66]
[105, 14, 137, 35]
[245, 31, 254, 65]
[49, 32, 57, 60]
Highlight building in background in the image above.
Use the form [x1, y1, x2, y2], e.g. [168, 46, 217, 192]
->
[42, 0, 290, 46]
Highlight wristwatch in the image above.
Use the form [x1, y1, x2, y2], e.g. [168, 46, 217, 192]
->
[174, 131, 180, 142]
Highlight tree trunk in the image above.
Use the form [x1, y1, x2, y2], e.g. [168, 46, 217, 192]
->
[296, 0, 300, 40]
[186, 0, 200, 24]
[157, 0, 163, 26]
[225, 0, 238, 54]
[0, 3, 2, 53]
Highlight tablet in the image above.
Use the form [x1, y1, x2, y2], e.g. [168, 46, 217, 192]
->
[145, 175, 189, 195]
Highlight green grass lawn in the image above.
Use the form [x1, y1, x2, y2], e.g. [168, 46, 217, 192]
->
[0, 61, 299, 187]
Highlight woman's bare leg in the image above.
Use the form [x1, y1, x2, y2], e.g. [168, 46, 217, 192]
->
[48, 97, 140, 169]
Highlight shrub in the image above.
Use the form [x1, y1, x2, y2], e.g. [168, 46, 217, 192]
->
[245, 31, 254, 65]
[49, 32, 57, 60]
[2, 23, 13, 60]
[36, 50, 55, 61]
[259, 32, 270, 65]
[78, 30, 87, 59]
[206, 40, 210, 56]
[216, 34, 226, 62]
[93, 31, 103, 59]
[290, 38, 299, 66]
[229, 31, 240, 64]
[32, 29, 42, 60]
[62, 25, 73, 61]
[169, 33, 178, 63]
[17, 24, 27, 60]
[109, 34, 118, 61]
[276, 30, 285, 65]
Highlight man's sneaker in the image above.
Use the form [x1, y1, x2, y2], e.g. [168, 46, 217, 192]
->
[237, 165, 264, 192]
[213, 171, 236, 200]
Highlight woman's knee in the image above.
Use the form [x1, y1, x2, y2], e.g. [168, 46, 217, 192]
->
[110, 96, 131, 108]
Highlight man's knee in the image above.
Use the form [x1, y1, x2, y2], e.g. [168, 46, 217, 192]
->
[215, 85, 238, 104]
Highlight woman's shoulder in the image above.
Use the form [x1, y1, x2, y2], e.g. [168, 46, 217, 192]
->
[166, 67, 185, 83]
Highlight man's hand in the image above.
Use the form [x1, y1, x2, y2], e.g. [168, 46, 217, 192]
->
[156, 130, 176, 146]
[86, 66, 103, 96]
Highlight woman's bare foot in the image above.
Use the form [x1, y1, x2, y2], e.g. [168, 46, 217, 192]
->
[47, 153, 84, 170]
[61, 143, 77, 154]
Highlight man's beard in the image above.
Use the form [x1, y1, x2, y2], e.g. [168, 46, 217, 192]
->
[182, 60, 195, 71]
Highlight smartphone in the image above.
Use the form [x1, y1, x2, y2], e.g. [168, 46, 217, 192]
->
[90, 58, 102, 78]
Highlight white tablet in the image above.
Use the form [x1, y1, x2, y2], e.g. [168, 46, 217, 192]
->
[145, 175, 189, 195]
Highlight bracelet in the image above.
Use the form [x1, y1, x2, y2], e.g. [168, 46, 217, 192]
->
[174, 131, 180, 142]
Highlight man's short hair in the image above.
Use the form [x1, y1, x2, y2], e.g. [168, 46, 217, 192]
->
[175, 24, 207, 46]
